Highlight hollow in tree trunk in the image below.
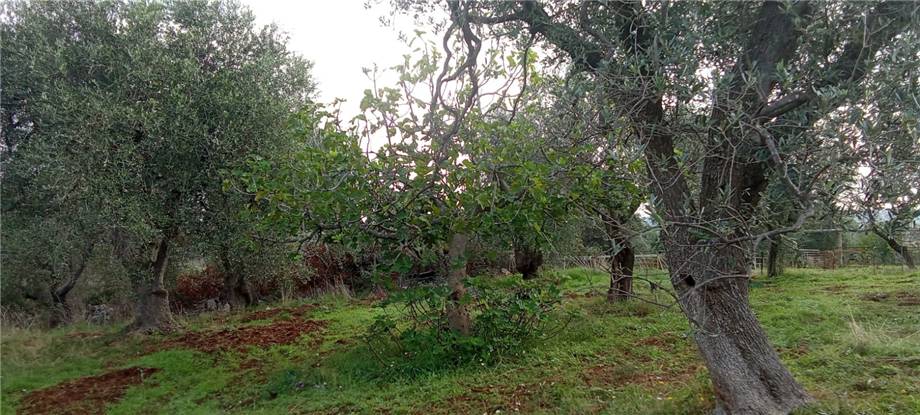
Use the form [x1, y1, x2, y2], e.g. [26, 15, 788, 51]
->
[127, 236, 174, 333]
[445, 233, 471, 335]
[665, 237, 811, 414]
[607, 239, 634, 302]
[514, 244, 543, 280]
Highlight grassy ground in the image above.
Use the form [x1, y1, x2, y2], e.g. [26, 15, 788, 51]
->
[2, 267, 918, 414]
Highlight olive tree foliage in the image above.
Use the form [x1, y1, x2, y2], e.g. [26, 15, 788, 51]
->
[0, 214, 98, 326]
[848, 133, 919, 269]
[1, 0, 315, 332]
[381, 1, 919, 413]
[842, 62, 920, 269]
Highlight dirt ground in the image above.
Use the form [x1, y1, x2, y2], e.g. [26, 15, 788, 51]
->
[160, 318, 327, 353]
[239, 304, 317, 323]
[18, 367, 160, 415]
[19, 305, 328, 414]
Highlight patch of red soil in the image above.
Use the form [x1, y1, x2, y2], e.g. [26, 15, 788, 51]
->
[18, 367, 159, 415]
[239, 304, 317, 323]
[172, 266, 224, 313]
[160, 319, 327, 353]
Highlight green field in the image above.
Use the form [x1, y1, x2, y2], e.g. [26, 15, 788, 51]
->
[2, 267, 918, 414]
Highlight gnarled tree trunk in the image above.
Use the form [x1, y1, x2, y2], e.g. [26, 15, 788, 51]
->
[221, 271, 254, 309]
[127, 236, 174, 333]
[766, 238, 783, 278]
[514, 244, 543, 280]
[220, 250, 254, 309]
[607, 239, 635, 302]
[48, 294, 72, 328]
[48, 266, 83, 327]
[664, 234, 810, 414]
[445, 233, 471, 335]
[48, 239, 95, 327]
[605, 219, 636, 302]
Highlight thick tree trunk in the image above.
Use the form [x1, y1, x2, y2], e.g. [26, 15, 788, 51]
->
[607, 240, 634, 302]
[445, 233, 471, 335]
[48, 292, 72, 328]
[221, 271, 254, 309]
[220, 251, 254, 309]
[875, 230, 916, 269]
[514, 244, 543, 280]
[48, 239, 94, 327]
[665, 238, 811, 414]
[766, 238, 783, 278]
[127, 236, 174, 333]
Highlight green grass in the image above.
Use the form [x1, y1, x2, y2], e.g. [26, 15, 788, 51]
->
[2, 267, 918, 414]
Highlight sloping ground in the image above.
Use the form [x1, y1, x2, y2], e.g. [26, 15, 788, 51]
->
[2, 267, 919, 414]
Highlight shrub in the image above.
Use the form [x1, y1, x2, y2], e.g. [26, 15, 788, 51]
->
[171, 266, 224, 313]
[362, 274, 568, 378]
[299, 243, 362, 295]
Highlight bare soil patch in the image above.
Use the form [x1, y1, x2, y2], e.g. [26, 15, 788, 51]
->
[861, 291, 920, 306]
[895, 291, 920, 306]
[239, 304, 317, 323]
[160, 319, 327, 353]
[18, 367, 159, 415]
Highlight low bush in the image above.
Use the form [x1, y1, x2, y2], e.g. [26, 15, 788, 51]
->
[171, 266, 224, 313]
[362, 275, 569, 378]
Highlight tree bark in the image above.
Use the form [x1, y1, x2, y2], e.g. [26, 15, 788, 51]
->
[48, 267, 82, 327]
[127, 235, 174, 333]
[48, 239, 95, 327]
[607, 237, 635, 302]
[766, 238, 783, 278]
[458, 2, 910, 412]
[220, 250, 254, 309]
[874, 230, 916, 269]
[445, 233, 471, 335]
[514, 244, 543, 280]
[48, 291, 72, 328]
[664, 235, 811, 415]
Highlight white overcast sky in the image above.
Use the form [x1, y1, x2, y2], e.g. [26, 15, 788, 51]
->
[241, 0, 411, 120]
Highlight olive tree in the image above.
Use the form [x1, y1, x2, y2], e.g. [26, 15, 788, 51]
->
[1, 0, 314, 332]
[383, 1, 919, 412]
